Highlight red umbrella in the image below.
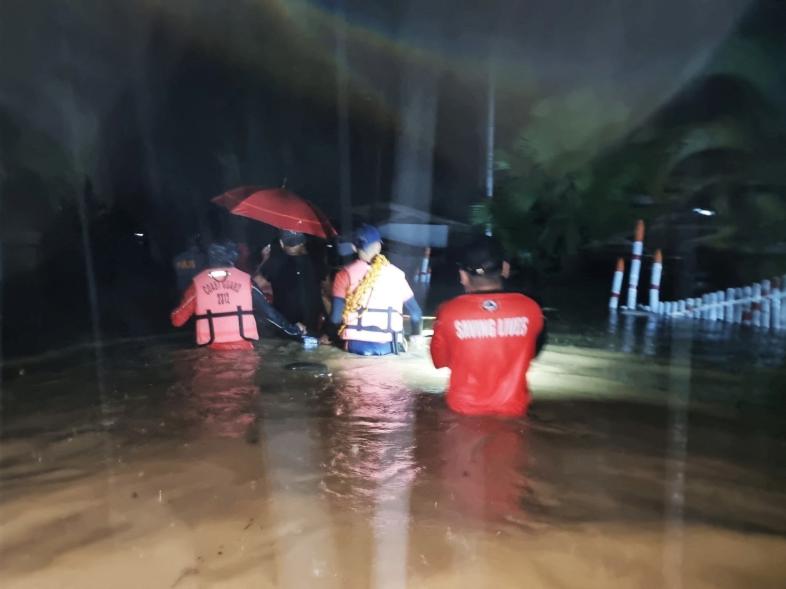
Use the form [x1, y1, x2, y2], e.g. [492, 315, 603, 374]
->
[212, 186, 337, 239]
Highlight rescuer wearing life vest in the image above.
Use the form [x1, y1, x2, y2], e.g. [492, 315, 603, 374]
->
[330, 224, 423, 356]
[431, 236, 545, 416]
[171, 243, 305, 350]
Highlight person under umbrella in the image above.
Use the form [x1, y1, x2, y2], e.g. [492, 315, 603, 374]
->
[253, 230, 328, 334]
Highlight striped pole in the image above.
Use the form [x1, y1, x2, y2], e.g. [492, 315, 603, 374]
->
[678, 300, 687, 316]
[415, 247, 432, 284]
[772, 278, 782, 330]
[609, 258, 625, 310]
[649, 249, 663, 310]
[742, 286, 753, 325]
[626, 220, 645, 309]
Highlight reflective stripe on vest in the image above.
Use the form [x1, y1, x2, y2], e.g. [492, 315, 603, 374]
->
[193, 268, 259, 346]
[341, 266, 405, 344]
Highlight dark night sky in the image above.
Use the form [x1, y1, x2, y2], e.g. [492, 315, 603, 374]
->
[4, 0, 786, 355]
[1, 0, 755, 229]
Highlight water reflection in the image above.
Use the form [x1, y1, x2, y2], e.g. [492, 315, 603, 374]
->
[170, 349, 260, 438]
[3, 337, 786, 587]
[415, 409, 530, 525]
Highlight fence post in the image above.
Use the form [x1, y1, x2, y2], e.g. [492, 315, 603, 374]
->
[609, 258, 625, 310]
[649, 249, 663, 311]
[626, 220, 645, 309]
[724, 288, 734, 322]
[752, 283, 762, 327]
[708, 293, 718, 321]
[734, 288, 744, 324]
[761, 279, 771, 329]
[743, 286, 753, 325]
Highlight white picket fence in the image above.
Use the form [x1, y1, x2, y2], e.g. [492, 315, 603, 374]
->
[654, 277, 786, 330]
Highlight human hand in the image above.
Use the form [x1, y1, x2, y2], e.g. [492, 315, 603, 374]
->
[407, 334, 425, 351]
[319, 334, 332, 345]
[295, 322, 307, 335]
[260, 244, 272, 265]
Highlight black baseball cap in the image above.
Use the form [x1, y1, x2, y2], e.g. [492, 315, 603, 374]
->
[458, 235, 505, 276]
[280, 230, 306, 247]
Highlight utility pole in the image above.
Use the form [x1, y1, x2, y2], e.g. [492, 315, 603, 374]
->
[484, 65, 495, 236]
[335, 0, 352, 236]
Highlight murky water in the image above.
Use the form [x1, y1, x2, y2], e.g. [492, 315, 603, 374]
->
[2, 322, 786, 588]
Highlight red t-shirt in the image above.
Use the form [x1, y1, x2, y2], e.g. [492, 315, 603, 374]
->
[431, 291, 543, 417]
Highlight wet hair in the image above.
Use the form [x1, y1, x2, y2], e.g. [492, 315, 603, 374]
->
[208, 242, 239, 267]
[459, 235, 505, 278]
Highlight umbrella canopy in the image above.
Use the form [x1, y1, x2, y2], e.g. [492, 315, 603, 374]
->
[212, 187, 336, 239]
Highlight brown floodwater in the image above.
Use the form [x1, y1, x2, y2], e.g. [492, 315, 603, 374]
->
[2, 321, 786, 588]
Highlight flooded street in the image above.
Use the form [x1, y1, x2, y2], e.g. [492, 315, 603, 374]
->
[2, 322, 786, 588]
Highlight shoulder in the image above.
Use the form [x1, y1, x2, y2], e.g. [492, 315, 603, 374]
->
[507, 291, 542, 312]
[332, 266, 352, 294]
[261, 252, 285, 275]
[436, 294, 475, 317]
[385, 263, 407, 280]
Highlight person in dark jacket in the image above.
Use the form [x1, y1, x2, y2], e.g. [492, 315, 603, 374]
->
[254, 230, 328, 334]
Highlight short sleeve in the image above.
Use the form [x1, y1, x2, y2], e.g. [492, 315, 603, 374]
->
[332, 268, 351, 298]
[399, 273, 414, 303]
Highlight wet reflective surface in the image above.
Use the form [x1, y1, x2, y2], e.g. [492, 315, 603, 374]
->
[2, 322, 786, 588]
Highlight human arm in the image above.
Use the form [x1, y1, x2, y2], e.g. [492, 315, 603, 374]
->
[403, 296, 422, 336]
[251, 285, 304, 336]
[171, 283, 196, 327]
[323, 269, 350, 341]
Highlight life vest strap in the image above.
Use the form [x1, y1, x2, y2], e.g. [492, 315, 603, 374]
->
[195, 306, 256, 346]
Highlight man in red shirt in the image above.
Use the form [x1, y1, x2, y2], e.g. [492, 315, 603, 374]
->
[430, 236, 545, 417]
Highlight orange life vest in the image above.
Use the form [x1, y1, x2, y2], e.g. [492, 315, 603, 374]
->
[192, 268, 259, 346]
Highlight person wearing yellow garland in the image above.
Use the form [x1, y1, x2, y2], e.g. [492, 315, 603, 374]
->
[329, 225, 423, 355]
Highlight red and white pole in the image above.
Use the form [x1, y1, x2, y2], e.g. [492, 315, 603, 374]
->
[609, 257, 625, 310]
[626, 220, 645, 309]
[419, 247, 432, 284]
[414, 247, 431, 284]
[649, 249, 663, 311]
